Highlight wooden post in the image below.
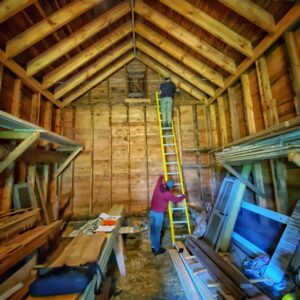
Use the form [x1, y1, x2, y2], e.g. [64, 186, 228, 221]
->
[209, 104, 218, 148]
[220, 164, 252, 251]
[0, 64, 3, 95]
[227, 87, 240, 141]
[284, 32, 300, 116]
[217, 96, 228, 147]
[30, 93, 41, 125]
[11, 79, 22, 117]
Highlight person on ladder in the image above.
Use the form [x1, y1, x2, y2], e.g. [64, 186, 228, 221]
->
[150, 175, 186, 256]
[159, 76, 180, 128]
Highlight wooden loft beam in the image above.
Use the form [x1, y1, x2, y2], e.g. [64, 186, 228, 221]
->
[0, 0, 36, 23]
[27, 2, 131, 76]
[136, 52, 206, 101]
[6, 0, 102, 58]
[136, 38, 215, 97]
[134, 0, 236, 74]
[43, 22, 132, 90]
[55, 40, 132, 98]
[62, 53, 134, 107]
[135, 22, 224, 88]
[218, 0, 275, 34]
[159, 0, 253, 57]
[17, 149, 68, 163]
[0, 50, 62, 108]
[208, 3, 300, 105]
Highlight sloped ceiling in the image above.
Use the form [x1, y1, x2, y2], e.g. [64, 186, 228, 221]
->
[0, 0, 299, 108]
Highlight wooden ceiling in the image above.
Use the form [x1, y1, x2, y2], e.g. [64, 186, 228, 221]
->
[0, 0, 299, 108]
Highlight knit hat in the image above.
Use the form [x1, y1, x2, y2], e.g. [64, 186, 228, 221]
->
[166, 179, 174, 189]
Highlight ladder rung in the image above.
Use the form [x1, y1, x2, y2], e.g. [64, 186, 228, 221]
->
[174, 234, 188, 239]
[172, 207, 185, 211]
[162, 127, 172, 130]
[166, 162, 177, 165]
[167, 172, 180, 175]
[174, 183, 181, 186]
[163, 135, 173, 138]
[164, 143, 175, 146]
[165, 152, 176, 155]
[173, 221, 188, 224]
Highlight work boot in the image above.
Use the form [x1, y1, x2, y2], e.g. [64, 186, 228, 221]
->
[154, 248, 166, 256]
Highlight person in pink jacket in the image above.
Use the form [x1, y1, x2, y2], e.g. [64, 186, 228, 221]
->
[150, 175, 185, 256]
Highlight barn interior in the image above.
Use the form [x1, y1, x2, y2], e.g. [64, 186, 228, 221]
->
[0, 0, 300, 299]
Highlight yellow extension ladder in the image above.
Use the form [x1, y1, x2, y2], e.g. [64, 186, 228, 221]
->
[155, 91, 191, 245]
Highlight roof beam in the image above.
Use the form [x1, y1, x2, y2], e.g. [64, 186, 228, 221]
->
[43, 21, 132, 89]
[27, 2, 131, 76]
[135, 22, 224, 87]
[6, 0, 102, 57]
[218, 0, 275, 34]
[208, 3, 300, 105]
[135, 0, 236, 74]
[62, 53, 134, 107]
[136, 38, 215, 97]
[55, 40, 132, 98]
[0, 49, 62, 107]
[159, 0, 252, 57]
[136, 52, 206, 101]
[0, 0, 36, 23]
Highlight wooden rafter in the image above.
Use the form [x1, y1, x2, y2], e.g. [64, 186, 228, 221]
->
[159, 0, 253, 57]
[136, 38, 215, 97]
[136, 52, 206, 101]
[62, 53, 135, 107]
[27, 2, 131, 76]
[135, 22, 224, 87]
[218, 0, 275, 34]
[134, 0, 236, 74]
[43, 21, 132, 89]
[0, 49, 62, 108]
[208, 3, 300, 105]
[55, 40, 132, 98]
[0, 0, 36, 23]
[6, 0, 102, 58]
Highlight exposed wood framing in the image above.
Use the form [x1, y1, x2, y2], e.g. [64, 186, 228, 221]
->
[0, 64, 3, 95]
[208, 4, 300, 104]
[43, 22, 132, 89]
[136, 39, 214, 96]
[288, 152, 300, 167]
[27, 2, 131, 76]
[134, 0, 236, 74]
[17, 149, 68, 163]
[217, 96, 228, 146]
[54, 40, 132, 98]
[284, 32, 300, 116]
[218, 0, 275, 34]
[209, 104, 218, 148]
[227, 88, 240, 140]
[0, 0, 36, 23]
[30, 93, 41, 125]
[62, 53, 134, 106]
[137, 52, 206, 101]
[10, 79, 22, 117]
[160, 0, 253, 57]
[6, 0, 102, 57]
[135, 22, 224, 87]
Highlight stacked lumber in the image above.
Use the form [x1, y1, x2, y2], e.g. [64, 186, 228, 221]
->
[0, 221, 61, 276]
[0, 209, 40, 241]
[186, 236, 262, 299]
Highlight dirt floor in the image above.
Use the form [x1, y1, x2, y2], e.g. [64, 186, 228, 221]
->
[110, 217, 186, 300]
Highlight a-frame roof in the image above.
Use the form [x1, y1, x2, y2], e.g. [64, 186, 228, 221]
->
[0, 0, 299, 108]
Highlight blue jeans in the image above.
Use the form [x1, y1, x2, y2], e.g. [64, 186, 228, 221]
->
[149, 210, 164, 251]
[160, 97, 173, 125]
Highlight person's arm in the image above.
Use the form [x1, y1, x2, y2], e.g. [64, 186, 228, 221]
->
[167, 192, 185, 203]
[157, 175, 164, 184]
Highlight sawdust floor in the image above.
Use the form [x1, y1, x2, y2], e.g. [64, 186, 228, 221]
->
[109, 217, 186, 300]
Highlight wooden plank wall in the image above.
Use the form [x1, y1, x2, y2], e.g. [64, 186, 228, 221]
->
[211, 28, 300, 214]
[62, 60, 211, 215]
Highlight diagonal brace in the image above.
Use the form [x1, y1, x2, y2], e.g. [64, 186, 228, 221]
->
[0, 131, 40, 174]
[54, 146, 82, 178]
[220, 161, 266, 199]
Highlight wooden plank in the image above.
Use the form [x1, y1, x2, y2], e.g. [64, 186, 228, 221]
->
[217, 96, 228, 146]
[218, 0, 275, 34]
[30, 93, 41, 125]
[54, 40, 132, 98]
[136, 39, 215, 97]
[0, 0, 35, 23]
[208, 4, 300, 104]
[17, 149, 68, 163]
[28, 2, 131, 76]
[160, 0, 253, 57]
[135, 22, 224, 87]
[0, 64, 3, 95]
[137, 52, 206, 101]
[0, 132, 40, 174]
[62, 53, 134, 107]
[134, 0, 236, 74]
[284, 32, 300, 116]
[227, 88, 240, 140]
[11, 79, 22, 117]
[209, 104, 218, 147]
[6, 0, 102, 57]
